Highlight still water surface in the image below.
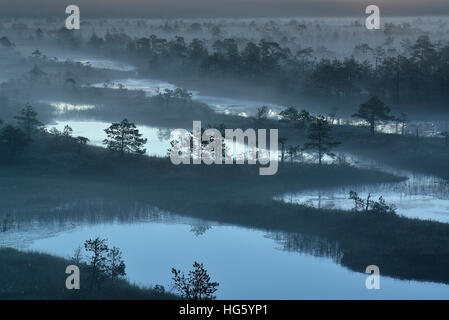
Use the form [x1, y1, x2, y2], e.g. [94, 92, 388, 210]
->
[2, 204, 448, 299]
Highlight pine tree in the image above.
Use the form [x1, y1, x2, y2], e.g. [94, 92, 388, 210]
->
[14, 105, 43, 139]
[304, 116, 340, 165]
[84, 237, 109, 291]
[103, 119, 147, 156]
[286, 145, 301, 163]
[279, 107, 299, 122]
[279, 137, 287, 163]
[256, 106, 269, 122]
[62, 125, 73, 138]
[352, 96, 394, 135]
[107, 247, 126, 281]
[171, 262, 219, 300]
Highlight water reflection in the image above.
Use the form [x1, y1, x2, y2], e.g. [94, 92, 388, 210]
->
[190, 223, 212, 237]
[2, 198, 449, 299]
[277, 159, 449, 222]
[266, 232, 343, 263]
[0, 198, 343, 268]
[0, 198, 344, 270]
[0, 199, 205, 248]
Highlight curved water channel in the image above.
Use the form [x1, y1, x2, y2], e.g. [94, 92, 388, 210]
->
[2, 51, 449, 299]
[2, 200, 449, 299]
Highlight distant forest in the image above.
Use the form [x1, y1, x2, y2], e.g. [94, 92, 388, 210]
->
[2, 18, 449, 110]
[86, 33, 449, 107]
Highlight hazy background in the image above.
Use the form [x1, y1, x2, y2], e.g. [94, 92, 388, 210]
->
[1, 0, 449, 18]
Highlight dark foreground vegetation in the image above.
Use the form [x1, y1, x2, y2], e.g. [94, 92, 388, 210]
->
[0, 247, 177, 300]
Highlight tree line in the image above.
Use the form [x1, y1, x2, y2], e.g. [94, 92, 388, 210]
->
[0, 105, 91, 162]
[114, 34, 449, 106]
[2, 96, 445, 165]
[0, 107, 150, 161]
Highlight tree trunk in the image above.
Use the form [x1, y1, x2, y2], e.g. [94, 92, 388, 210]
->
[365, 194, 371, 212]
[281, 143, 285, 163]
[318, 140, 322, 165]
[121, 131, 125, 156]
[395, 58, 400, 103]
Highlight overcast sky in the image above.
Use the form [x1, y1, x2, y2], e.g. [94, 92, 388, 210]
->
[1, 0, 449, 18]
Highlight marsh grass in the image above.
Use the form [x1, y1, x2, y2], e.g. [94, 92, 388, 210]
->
[0, 247, 177, 300]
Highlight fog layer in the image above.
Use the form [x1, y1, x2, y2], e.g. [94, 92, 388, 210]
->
[1, 0, 449, 18]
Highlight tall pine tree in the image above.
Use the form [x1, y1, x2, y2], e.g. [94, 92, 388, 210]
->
[103, 119, 147, 156]
[14, 105, 43, 139]
[352, 96, 394, 135]
[304, 116, 340, 165]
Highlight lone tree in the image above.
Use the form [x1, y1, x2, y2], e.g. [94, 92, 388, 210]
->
[348, 191, 396, 215]
[286, 145, 301, 163]
[76, 136, 89, 145]
[296, 109, 313, 129]
[304, 116, 340, 165]
[298, 109, 312, 123]
[84, 237, 109, 290]
[103, 119, 147, 156]
[256, 106, 269, 122]
[14, 105, 43, 139]
[352, 96, 394, 135]
[62, 125, 73, 138]
[107, 246, 126, 281]
[279, 107, 299, 122]
[398, 112, 407, 136]
[279, 137, 287, 163]
[79, 238, 127, 289]
[171, 262, 219, 300]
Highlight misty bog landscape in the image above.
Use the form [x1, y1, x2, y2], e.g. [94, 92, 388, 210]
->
[1, 11, 449, 300]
